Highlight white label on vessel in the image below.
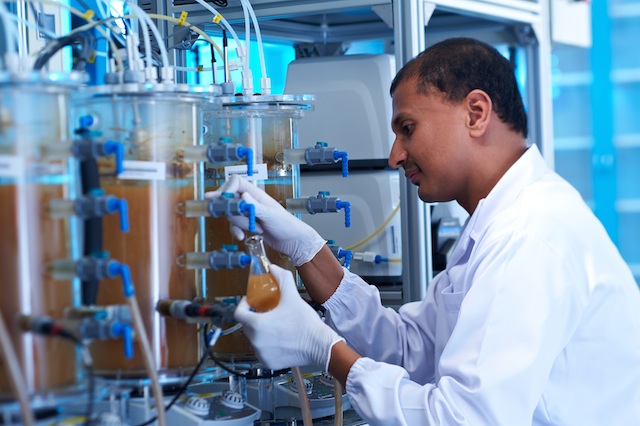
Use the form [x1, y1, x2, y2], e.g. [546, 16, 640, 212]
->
[0, 155, 25, 178]
[225, 163, 268, 181]
[118, 160, 166, 181]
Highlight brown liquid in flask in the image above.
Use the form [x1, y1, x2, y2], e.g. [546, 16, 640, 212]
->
[245, 235, 281, 312]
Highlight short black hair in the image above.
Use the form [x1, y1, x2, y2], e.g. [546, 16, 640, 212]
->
[390, 37, 528, 138]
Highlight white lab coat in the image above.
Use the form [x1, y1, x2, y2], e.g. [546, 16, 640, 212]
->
[323, 145, 640, 425]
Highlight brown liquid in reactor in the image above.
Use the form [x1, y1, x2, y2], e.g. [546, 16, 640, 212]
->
[0, 184, 76, 398]
[91, 181, 200, 377]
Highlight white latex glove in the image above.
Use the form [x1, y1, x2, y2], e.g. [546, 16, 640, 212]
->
[234, 264, 345, 371]
[205, 175, 326, 266]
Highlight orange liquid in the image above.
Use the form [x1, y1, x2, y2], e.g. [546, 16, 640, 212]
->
[246, 273, 281, 312]
[0, 184, 76, 397]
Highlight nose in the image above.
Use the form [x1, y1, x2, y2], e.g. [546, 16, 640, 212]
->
[388, 139, 405, 169]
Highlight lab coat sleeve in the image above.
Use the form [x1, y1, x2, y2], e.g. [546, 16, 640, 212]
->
[341, 229, 588, 425]
[323, 268, 440, 383]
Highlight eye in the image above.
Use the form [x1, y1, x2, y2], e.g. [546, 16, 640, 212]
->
[402, 123, 414, 135]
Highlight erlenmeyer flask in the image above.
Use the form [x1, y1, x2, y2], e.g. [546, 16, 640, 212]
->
[245, 235, 281, 312]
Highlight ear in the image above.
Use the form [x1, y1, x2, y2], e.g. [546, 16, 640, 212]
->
[465, 89, 492, 138]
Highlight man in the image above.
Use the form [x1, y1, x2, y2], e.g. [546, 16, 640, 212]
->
[209, 38, 640, 425]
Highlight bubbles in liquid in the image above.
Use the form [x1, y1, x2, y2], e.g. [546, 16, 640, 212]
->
[246, 273, 280, 312]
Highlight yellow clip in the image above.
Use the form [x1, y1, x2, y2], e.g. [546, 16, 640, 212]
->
[197, 65, 203, 72]
[212, 14, 222, 24]
[88, 52, 96, 64]
[82, 9, 95, 21]
[178, 11, 188, 26]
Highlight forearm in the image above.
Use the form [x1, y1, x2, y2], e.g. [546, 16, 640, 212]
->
[296, 245, 344, 303]
[328, 341, 361, 387]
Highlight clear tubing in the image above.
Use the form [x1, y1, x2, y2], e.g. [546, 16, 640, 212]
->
[191, 0, 247, 79]
[124, 1, 152, 70]
[182, 145, 209, 163]
[240, 0, 269, 91]
[241, 0, 250, 69]
[0, 0, 125, 71]
[46, 199, 76, 219]
[284, 198, 308, 215]
[178, 200, 209, 217]
[8, 13, 57, 39]
[182, 252, 211, 270]
[127, 295, 167, 426]
[0, 313, 34, 426]
[283, 148, 306, 165]
[333, 378, 343, 426]
[125, 0, 169, 68]
[0, 2, 18, 56]
[291, 366, 313, 426]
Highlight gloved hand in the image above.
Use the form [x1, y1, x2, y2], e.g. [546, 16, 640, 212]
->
[205, 175, 326, 266]
[234, 264, 345, 371]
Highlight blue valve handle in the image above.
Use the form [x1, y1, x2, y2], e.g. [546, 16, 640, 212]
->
[240, 202, 256, 232]
[108, 262, 135, 298]
[334, 151, 349, 177]
[237, 147, 254, 177]
[340, 249, 353, 269]
[336, 201, 351, 228]
[103, 141, 125, 175]
[112, 323, 134, 359]
[106, 198, 129, 232]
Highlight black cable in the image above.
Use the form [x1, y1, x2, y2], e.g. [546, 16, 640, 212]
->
[33, 31, 96, 71]
[212, 0, 228, 6]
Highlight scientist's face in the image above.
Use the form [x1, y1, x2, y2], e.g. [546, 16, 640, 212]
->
[389, 78, 471, 204]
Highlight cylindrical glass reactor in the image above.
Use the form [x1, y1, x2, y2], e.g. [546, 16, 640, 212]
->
[0, 72, 84, 398]
[202, 94, 313, 360]
[72, 84, 221, 379]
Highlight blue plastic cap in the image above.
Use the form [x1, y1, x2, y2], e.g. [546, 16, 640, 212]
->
[240, 254, 251, 267]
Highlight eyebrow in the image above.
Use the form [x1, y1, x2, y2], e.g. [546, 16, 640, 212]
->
[392, 113, 408, 130]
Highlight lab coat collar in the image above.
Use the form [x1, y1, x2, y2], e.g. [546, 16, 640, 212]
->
[447, 144, 548, 268]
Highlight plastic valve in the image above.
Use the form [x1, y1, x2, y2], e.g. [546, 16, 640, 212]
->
[240, 202, 256, 232]
[237, 146, 253, 176]
[336, 200, 351, 228]
[108, 262, 135, 298]
[106, 198, 129, 232]
[111, 323, 134, 359]
[103, 141, 125, 174]
[334, 150, 349, 177]
[340, 249, 353, 269]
